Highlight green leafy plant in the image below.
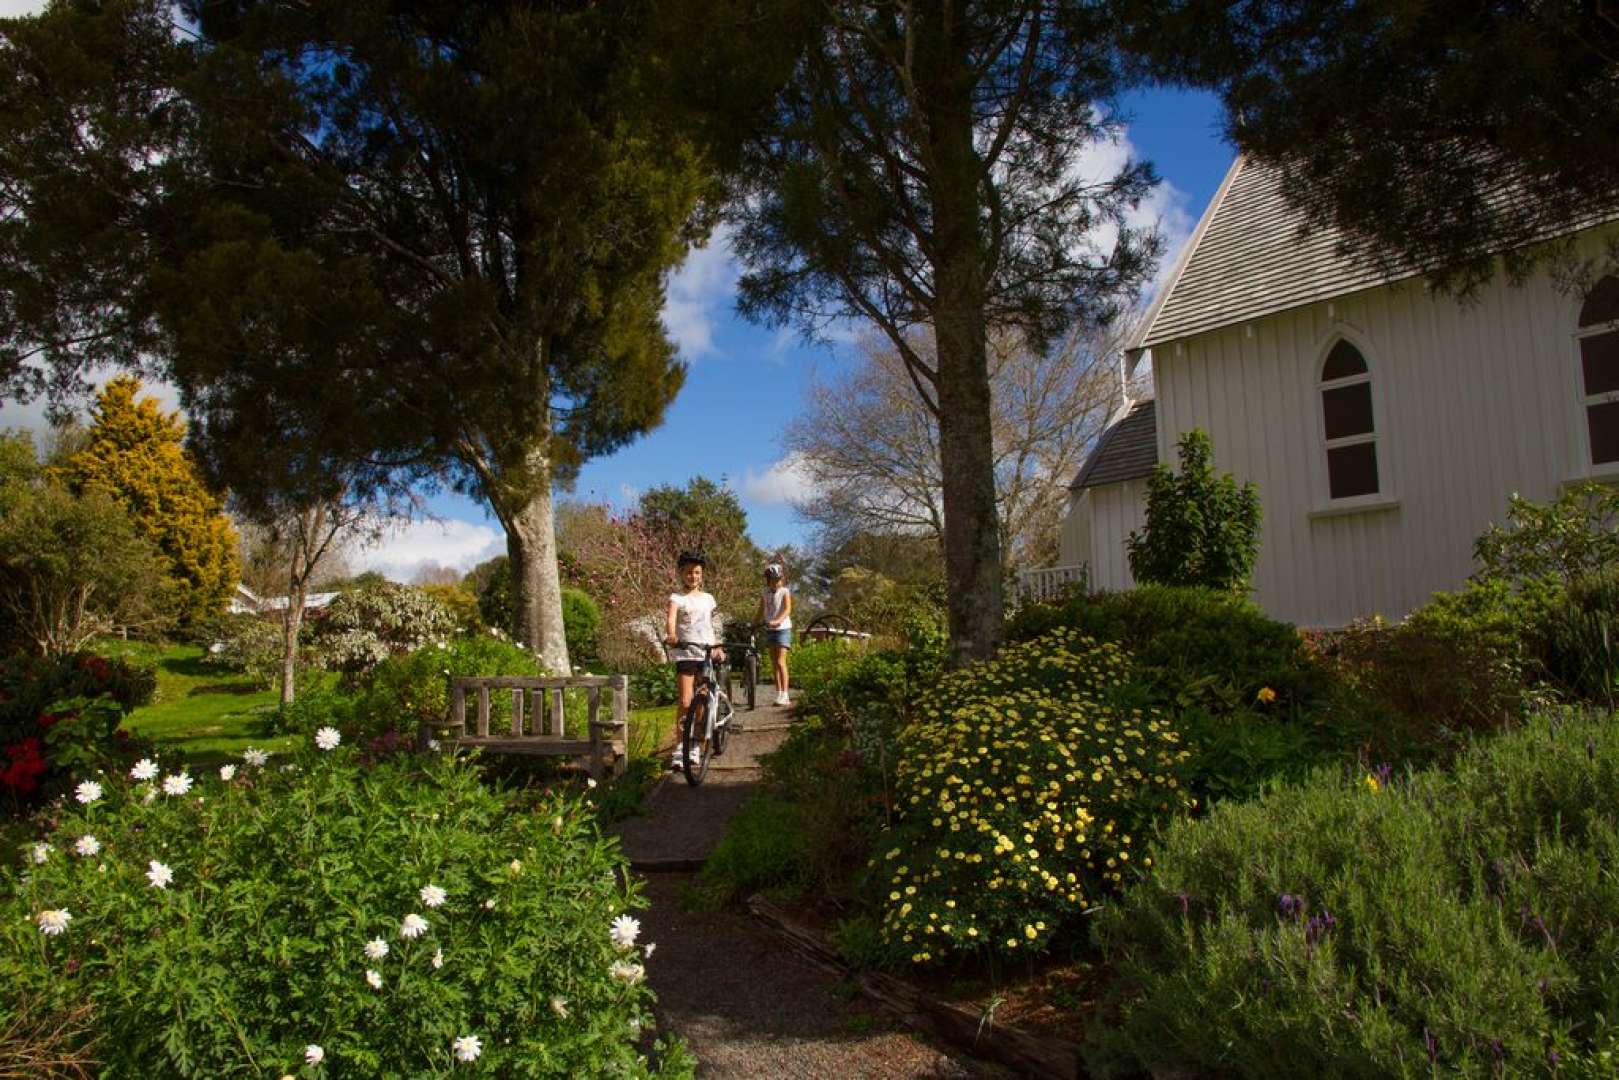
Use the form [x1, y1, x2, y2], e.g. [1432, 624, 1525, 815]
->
[309, 580, 457, 679]
[353, 634, 544, 741]
[1, 737, 684, 1077]
[697, 794, 811, 905]
[1089, 709, 1619, 1079]
[1126, 429, 1262, 593]
[561, 587, 601, 663]
[877, 628, 1191, 964]
[1473, 480, 1619, 587]
[1539, 568, 1619, 709]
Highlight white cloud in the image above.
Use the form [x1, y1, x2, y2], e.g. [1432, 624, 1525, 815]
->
[0, 1, 48, 15]
[1069, 125, 1198, 297]
[734, 453, 818, 508]
[1, 372, 185, 440]
[352, 518, 505, 583]
[661, 225, 741, 362]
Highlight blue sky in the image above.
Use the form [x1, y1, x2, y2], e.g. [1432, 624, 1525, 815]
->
[0, 0, 1235, 581]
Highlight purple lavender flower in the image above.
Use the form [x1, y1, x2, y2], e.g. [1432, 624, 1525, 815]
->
[1424, 1027, 1438, 1065]
[1176, 891, 1191, 915]
[1277, 893, 1304, 920]
[1373, 762, 1393, 786]
[1548, 1049, 1561, 1068]
[1305, 909, 1337, 945]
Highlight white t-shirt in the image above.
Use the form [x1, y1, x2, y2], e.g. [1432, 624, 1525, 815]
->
[669, 590, 718, 660]
[762, 586, 792, 630]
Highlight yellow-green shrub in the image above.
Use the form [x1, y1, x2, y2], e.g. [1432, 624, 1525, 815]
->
[876, 628, 1191, 964]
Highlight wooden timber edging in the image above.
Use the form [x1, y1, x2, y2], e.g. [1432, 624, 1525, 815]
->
[748, 896, 1088, 1080]
[420, 674, 629, 782]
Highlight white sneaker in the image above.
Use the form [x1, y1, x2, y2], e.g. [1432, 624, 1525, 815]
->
[775, 692, 791, 707]
[669, 746, 701, 770]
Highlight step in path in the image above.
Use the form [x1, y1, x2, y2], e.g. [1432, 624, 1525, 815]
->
[608, 687, 1008, 1079]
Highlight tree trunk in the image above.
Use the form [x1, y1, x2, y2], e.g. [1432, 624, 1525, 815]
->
[279, 585, 305, 705]
[506, 466, 571, 676]
[925, 21, 1005, 665]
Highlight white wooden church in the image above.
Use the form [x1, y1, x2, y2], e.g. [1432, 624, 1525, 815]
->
[1041, 155, 1619, 628]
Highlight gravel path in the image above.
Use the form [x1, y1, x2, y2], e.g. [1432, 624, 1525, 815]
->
[610, 689, 1006, 1078]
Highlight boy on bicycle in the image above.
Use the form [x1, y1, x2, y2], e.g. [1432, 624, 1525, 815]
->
[664, 550, 723, 770]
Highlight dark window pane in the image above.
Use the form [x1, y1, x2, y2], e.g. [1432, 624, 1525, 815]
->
[1323, 382, 1375, 439]
[1328, 442, 1379, 498]
[1321, 340, 1368, 380]
[1590, 401, 1619, 465]
[1578, 276, 1619, 328]
[1581, 331, 1619, 395]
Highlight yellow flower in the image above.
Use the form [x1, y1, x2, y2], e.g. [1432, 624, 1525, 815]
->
[1256, 686, 1277, 704]
[1364, 773, 1381, 793]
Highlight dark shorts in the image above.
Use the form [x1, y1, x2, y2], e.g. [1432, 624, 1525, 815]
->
[767, 628, 793, 648]
[674, 660, 705, 676]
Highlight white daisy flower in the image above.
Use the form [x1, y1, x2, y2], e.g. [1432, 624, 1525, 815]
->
[304, 1044, 324, 1065]
[609, 914, 640, 950]
[146, 860, 174, 889]
[243, 748, 269, 767]
[400, 914, 429, 939]
[130, 758, 159, 780]
[314, 727, 341, 751]
[74, 780, 103, 804]
[365, 969, 383, 990]
[427, 738, 441, 751]
[420, 884, 447, 908]
[483, 898, 496, 910]
[452, 1034, 482, 1063]
[219, 764, 237, 781]
[609, 960, 645, 985]
[644, 942, 657, 960]
[508, 859, 522, 874]
[364, 937, 389, 960]
[587, 777, 598, 789]
[74, 835, 100, 857]
[30, 843, 51, 864]
[161, 773, 193, 796]
[36, 909, 71, 936]
[431, 948, 444, 969]
[550, 995, 569, 1018]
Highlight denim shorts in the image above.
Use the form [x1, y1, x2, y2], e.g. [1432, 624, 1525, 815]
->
[766, 628, 793, 648]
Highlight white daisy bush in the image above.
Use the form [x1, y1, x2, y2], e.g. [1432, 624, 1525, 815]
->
[0, 742, 689, 1076]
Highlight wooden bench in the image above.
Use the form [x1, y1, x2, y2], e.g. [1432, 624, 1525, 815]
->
[421, 674, 629, 781]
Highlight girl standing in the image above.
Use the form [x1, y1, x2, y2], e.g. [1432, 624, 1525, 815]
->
[665, 550, 721, 769]
[759, 562, 792, 707]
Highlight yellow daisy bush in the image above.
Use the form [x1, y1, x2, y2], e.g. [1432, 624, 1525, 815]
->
[876, 628, 1190, 963]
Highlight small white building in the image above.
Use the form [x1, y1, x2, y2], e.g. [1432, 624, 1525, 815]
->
[1045, 156, 1619, 627]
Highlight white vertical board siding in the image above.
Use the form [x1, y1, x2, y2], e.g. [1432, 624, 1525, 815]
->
[1088, 478, 1148, 591]
[1151, 264, 1584, 628]
[1058, 489, 1094, 569]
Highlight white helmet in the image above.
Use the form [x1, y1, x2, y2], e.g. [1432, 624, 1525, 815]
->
[763, 562, 784, 580]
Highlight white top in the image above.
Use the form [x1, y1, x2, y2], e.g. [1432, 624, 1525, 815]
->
[669, 590, 718, 660]
[762, 586, 792, 630]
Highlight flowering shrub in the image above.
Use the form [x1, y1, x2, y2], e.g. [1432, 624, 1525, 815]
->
[0, 653, 154, 806]
[206, 611, 287, 689]
[310, 579, 458, 678]
[1087, 709, 1619, 1079]
[0, 737, 687, 1077]
[876, 628, 1191, 964]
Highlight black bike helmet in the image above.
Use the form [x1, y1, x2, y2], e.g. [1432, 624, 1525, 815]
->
[677, 550, 706, 569]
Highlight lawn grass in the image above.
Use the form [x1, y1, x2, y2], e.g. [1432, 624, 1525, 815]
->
[95, 641, 296, 765]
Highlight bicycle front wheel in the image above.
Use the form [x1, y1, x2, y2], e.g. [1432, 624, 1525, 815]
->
[681, 692, 711, 786]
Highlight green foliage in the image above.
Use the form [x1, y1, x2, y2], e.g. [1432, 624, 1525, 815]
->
[0, 652, 157, 734]
[206, 612, 286, 690]
[417, 582, 482, 634]
[1540, 568, 1619, 709]
[0, 742, 679, 1077]
[0, 484, 170, 653]
[1473, 481, 1619, 588]
[878, 628, 1191, 964]
[1090, 709, 1619, 1079]
[352, 635, 544, 742]
[627, 663, 678, 710]
[0, 652, 154, 805]
[1010, 585, 1328, 714]
[1126, 429, 1262, 592]
[697, 795, 812, 905]
[56, 376, 239, 630]
[562, 587, 601, 664]
[311, 579, 458, 679]
[469, 556, 515, 637]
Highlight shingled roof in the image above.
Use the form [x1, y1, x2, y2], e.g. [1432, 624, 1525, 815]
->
[1070, 399, 1157, 490]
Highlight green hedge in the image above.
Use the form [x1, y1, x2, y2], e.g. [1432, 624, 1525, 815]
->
[1089, 709, 1619, 1079]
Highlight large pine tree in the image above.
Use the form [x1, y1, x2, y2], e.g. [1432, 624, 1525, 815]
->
[57, 376, 239, 629]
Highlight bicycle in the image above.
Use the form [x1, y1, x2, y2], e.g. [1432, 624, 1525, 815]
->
[668, 641, 735, 786]
[722, 633, 760, 712]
